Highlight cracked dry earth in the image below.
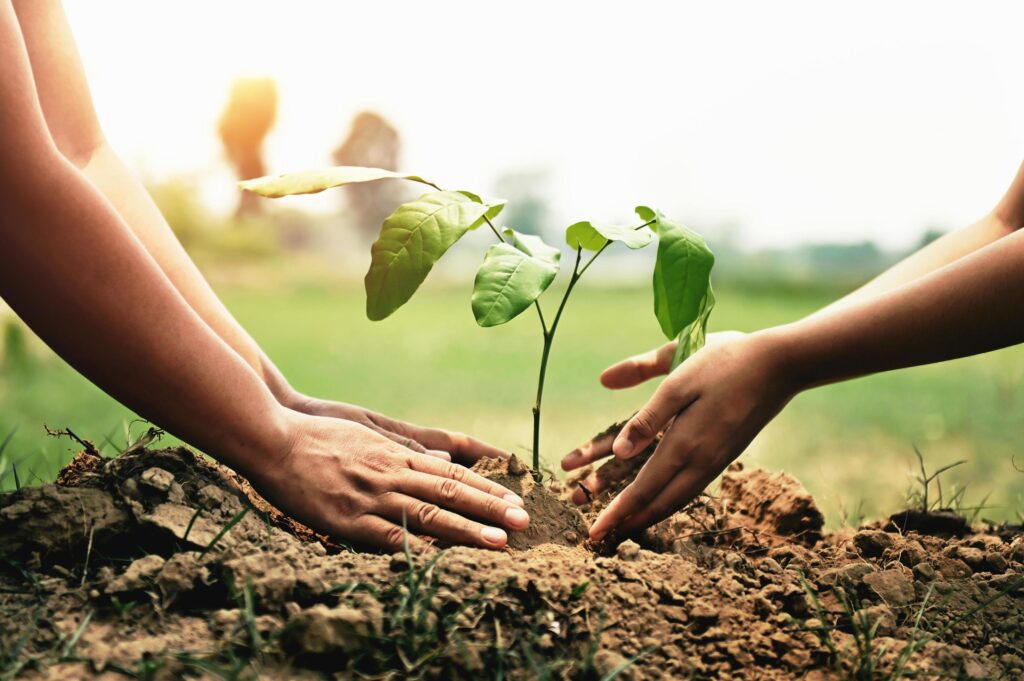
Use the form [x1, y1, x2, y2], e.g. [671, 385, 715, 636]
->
[0, 436, 1022, 680]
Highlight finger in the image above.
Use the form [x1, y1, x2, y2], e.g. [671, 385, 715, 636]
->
[407, 456, 525, 508]
[615, 466, 712, 536]
[365, 423, 431, 455]
[611, 372, 698, 460]
[365, 412, 507, 464]
[561, 431, 615, 471]
[599, 342, 677, 390]
[398, 470, 530, 531]
[346, 514, 435, 554]
[380, 493, 509, 549]
[589, 424, 697, 540]
[569, 468, 612, 505]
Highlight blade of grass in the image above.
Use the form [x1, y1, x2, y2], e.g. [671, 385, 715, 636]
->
[59, 610, 93, 661]
[600, 647, 654, 681]
[199, 507, 250, 558]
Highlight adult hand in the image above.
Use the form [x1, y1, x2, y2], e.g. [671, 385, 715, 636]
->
[562, 331, 799, 540]
[251, 411, 529, 552]
[291, 396, 508, 465]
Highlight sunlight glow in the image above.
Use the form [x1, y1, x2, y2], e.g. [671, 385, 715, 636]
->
[64, 0, 1024, 248]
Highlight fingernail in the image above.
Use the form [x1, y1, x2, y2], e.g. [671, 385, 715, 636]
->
[612, 436, 634, 458]
[505, 506, 530, 528]
[503, 492, 525, 507]
[590, 527, 607, 541]
[481, 526, 507, 545]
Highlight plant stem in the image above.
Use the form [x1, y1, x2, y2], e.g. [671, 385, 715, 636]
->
[481, 215, 654, 473]
[480, 214, 505, 242]
[531, 247, 583, 472]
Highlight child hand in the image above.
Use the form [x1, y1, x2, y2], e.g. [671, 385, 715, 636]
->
[563, 331, 800, 540]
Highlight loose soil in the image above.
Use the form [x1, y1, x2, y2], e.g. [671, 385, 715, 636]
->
[1, 431, 1021, 680]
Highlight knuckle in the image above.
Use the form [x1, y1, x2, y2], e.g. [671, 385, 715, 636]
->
[446, 463, 468, 483]
[484, 495, 503, 519]
[416, 502, 442, 528]
[384, 524, 407, 550]
[437, 478, 462, 504]
[630, 410, 658, 438]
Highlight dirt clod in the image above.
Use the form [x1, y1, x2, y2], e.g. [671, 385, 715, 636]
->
[0, 439, 1020, 680]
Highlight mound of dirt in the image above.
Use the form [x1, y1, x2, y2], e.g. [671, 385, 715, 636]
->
[471, 455, 588, 549]
[1, 439, 1021, 680]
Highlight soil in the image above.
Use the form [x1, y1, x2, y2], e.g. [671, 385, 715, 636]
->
[1, 432, 1022, 680]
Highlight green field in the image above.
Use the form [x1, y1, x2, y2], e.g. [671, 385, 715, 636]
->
[1, 274, 1021, 527]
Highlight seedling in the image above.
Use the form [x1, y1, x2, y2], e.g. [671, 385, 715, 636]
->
[242, 167, 715, 471]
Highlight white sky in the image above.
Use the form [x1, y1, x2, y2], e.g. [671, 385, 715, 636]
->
[65, 0, 1024, 249]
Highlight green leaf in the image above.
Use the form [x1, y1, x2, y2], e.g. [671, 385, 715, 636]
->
[670, 286, 715, 369]
[238, 166, 439, 198]
[564, 220, 654, 251]
[640, 204, 715, 350]
[472, 229, 560, 327]
[366, 191, 504, 320]
[503, 228, 560, 265]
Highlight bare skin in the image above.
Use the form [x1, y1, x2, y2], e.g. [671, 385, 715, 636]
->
[0, 0, 529, 551]
[564, 162, 1024, 541]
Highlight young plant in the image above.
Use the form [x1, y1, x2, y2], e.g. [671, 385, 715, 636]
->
[241, 168, 715, 472]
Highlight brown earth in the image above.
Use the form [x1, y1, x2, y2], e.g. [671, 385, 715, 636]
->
[0, 433, 1022, 680]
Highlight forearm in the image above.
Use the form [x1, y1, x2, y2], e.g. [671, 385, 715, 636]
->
[774, 228, 1024, 390]
[0, 152, 290, 477]
[12, 0, 300, 406]
[819, 162, 1024, 314]
[817, 212, 1016, 314]
[81, 145, 270, 377]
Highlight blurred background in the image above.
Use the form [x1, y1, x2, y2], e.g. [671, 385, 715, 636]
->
[1, 0, 1022, 526]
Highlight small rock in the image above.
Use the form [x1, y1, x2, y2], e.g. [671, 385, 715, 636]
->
[282, 604, 376, 655]
[856, 604, 896, 636]
[139, 467, 175, 493]
[389, 553, 410, 572]
[957, 546, 986, 571]
[757, 557, 783, 574]
[934, 557, 972, 580]
[616, 540, 641, 561]
[898, 540, 928, 567]
[105, 554, 166, 593]
[197, 484, 235, 510]
[691, 599, 718, 621]
[593, 647, 630, 675]
[985, 552, 1009, 574]
[863, 569, 915, 607]
[962, 658, 988, 679]
[506, 455, 527, 476]
[158, 552, 209, 602]
[913, 562, 936, 582]
[853, 530, 895, 557]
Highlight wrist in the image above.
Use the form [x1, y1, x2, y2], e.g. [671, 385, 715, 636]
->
[749, 324, 818, 396]
[259, 354, 313, 411]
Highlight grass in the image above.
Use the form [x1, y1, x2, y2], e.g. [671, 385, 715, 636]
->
[1, 265, 1022, 525]
[797, 574, 1024, 680]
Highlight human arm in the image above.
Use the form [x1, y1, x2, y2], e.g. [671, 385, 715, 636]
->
[11, 0, 505, 463]
[0, 3, 527, 550]
[818, 161, 1024, 312]
[562, 158, 1024, 538]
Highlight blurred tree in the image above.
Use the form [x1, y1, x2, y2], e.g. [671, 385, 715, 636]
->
[218, 76, 278, 217]
[494, 169, 549, 237]
[916, 226, 947, 250]
[333, 111, 402, 237]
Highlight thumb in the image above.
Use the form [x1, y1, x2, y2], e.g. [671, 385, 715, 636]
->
[612, 379, 693, 459]
[600, 341, 677, 389]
